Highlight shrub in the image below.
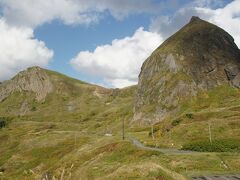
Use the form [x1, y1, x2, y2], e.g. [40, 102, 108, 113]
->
[182, 139, 240, 152]
[171, 119, 182, 126]
[94, 123, 101, 128]
[149, 126, 159, 137]
[0, 119, 6, 129]
[185, 113, 193, 119]
[31, 106, 37, 111]
[0, 167, 5, 173]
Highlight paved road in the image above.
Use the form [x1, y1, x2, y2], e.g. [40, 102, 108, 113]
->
[128, 136, 194, 154]
[193, 175, 240, 180]
[128, 137, 240, 180]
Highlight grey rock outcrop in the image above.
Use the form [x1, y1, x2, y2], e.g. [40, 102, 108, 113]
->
[133, 17, 240, 125]
[0, 67, 53, 102]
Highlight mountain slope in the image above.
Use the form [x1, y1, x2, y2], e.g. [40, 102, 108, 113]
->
[0, 66, 135, 131]
[0, 67, 53, 102]
[0, 67, 142, 179]
[1, 17, 240, 179]
[133, 16, 240, 125]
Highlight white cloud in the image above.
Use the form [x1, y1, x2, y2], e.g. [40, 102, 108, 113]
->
[1, 0, 238, 89]
[193, 0, 227, 8]
[0, 0, 98, 27]
[196, 0, 240, 47]
[0, 0, 162, 28]
[70, 27, 162, 88]
[0, 0, 164, 84]
[0, 19, 53, 81]
[150, 0, 240, 48]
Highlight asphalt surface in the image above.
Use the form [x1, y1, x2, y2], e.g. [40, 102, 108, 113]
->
[128, 137, 240, 180]
[128, 136, 194, 154]
[192, 175, 240, 180]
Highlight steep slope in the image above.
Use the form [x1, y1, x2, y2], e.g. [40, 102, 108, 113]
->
[1, 43, 240, 178]
[0, 67, 135, 130]
[134, 16, 240, 125]
[1, 67, 191, 180]
[0, 67, 53, 102]
[0, 67, 140, 179]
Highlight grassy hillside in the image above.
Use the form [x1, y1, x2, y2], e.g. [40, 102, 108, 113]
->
[0, 68, 135, 132]
[1, 68, 240, 179]
[0, 68, 143, 178]
[131, 84, 240, 148]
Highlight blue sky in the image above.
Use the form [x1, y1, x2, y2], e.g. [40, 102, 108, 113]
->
[34, 13, 151, 84]
[0, 0, 239, 88]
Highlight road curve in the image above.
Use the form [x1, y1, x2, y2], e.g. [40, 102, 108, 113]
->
[128, 137, 240, 180]
[128, 136, 195, 154]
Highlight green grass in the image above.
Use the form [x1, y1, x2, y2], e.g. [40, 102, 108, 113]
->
[132, 85, 240, 149]
[182, 139, 240, 152]
[0, 70, 155, 178]
[1, 68, 240, 179]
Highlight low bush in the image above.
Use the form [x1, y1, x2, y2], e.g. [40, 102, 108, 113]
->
[182, 139, 240, 152]
[0, 118, 6, 129]
[31, 106, 37, 111]
[171, 119, 182, 126]
[148, 126, 159, 137]
[185, 113, 193, 119]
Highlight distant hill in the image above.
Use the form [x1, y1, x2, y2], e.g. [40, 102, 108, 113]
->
[0, 66, 135, 130]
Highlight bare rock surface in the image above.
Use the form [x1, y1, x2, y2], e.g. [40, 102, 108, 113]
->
[133, 17, 240, 125]
[0, 67, 53, 102]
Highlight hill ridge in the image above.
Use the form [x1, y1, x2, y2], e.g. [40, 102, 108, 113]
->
[0, 66, 53, 102]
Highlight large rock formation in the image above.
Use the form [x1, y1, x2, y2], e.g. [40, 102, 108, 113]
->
[133, 16, 240, 125]
[0, 67, 53, 102]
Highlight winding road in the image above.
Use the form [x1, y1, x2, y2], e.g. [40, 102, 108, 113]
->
[128, 137, 240, 180]
[128, 136, 194, 154]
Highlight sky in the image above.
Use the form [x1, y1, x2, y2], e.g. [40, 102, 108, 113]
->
[0, 0, 239, 88]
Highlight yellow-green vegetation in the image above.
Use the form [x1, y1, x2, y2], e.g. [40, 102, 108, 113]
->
[182, 139, 240, 152]
[129, 84, 240, 178]
[2, 119, 240, 179]
[0, 119, 181, 179]
[1, 68, 240, 179]
[0, 68, 135, 133]
[0, 69, 177, 179]
[131, 84, 240, 147]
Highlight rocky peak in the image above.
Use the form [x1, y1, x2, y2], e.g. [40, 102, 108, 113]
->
[0, 66, 53, 102]
[133, 17, 240, 125]
[189, 16, 201, 23]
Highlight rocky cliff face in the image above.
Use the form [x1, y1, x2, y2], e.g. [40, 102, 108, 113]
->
[0, 67, 53, 102]
[133, 16, 240, 125]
